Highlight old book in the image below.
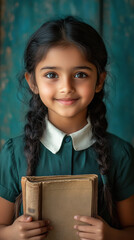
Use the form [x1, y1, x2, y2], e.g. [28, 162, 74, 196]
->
[21, 174, 98, 240]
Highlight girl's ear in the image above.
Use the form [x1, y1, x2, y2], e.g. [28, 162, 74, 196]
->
[95, 72, 106, 93]
[25, 72, 39, 94]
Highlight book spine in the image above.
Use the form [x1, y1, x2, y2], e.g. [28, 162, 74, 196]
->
[94, 177, 98, 217]
[21, 177, 27, 214]
[90, 176, 98, 218]
[22, 178, 42, 220]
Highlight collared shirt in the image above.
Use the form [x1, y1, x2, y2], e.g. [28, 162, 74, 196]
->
[40, 116, 95, 154]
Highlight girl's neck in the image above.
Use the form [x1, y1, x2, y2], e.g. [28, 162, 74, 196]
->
[48, 111, 88, 134]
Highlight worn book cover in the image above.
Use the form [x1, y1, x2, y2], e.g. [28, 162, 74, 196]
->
[21, 174, 98, 240]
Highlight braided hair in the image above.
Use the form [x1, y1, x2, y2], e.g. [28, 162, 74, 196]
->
[16, 16, 118, 225]
[89, 90, 119, 226]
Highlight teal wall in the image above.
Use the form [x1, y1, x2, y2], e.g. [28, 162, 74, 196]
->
[0, 0, 134, 148]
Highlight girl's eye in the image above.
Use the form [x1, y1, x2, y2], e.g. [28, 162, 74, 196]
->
[45, 72, 58, 79]
[74, 72, 88, 78]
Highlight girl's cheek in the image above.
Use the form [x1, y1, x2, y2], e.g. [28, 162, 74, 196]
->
[39, 90, 53, 98]
[80, 86, 96, 97]
[39, 83, 55, 94]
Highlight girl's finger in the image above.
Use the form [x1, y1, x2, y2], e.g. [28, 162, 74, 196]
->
[80, 238, 94, 240]
[74, 215, 100, 225]
[22, 225, 52, 238]
[76, 230, 95, 240]
[74, 224, 95, 233]
[29, 232, 48, 240]
[20, 220, 50, 230]
[80, 239, 93, 240]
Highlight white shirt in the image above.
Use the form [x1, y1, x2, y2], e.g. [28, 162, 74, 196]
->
[40, 116, 95, 154]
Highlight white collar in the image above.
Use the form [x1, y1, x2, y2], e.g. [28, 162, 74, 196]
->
[40, 116, 95, 154]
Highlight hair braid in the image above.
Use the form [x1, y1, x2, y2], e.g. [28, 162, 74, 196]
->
[15, 94, 47, 218]
[89, 90, 109, 173]
[89, 90, 119, 227]
[24, 94, 47, 176]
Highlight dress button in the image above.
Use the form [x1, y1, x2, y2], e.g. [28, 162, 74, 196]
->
[64, 136, 71, 143]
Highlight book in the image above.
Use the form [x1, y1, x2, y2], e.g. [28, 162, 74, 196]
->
[21, 174, 98, 240]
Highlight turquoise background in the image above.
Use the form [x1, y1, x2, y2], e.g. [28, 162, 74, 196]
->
[0, 0, 134, 148]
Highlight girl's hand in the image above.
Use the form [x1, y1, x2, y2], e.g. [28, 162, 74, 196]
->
[11, 215, 53, 240]
[74, 215, 112, 240]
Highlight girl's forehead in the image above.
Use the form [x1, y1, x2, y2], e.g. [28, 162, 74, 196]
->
[36, 45, 95, 70]
[43, 45, 86, 60]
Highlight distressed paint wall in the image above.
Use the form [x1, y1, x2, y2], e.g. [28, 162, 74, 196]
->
[0, 0, 134, 149]
[103, 0, 134, 145]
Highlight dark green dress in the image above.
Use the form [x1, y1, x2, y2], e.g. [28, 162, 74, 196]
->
[0, 132, 134, 227]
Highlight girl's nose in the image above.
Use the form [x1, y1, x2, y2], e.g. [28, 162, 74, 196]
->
[59, 77, 75, 94]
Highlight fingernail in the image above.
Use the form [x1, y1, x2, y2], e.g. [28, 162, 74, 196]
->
[74, 215, 78, 219]
[74, 225, 77, 229]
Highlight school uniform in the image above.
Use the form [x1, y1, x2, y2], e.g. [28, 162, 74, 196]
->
[0, 116, 134, 227]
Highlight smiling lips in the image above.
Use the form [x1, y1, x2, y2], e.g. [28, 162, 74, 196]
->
[55, 98, 79, 105]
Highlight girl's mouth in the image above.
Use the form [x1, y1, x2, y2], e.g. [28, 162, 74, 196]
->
[55, 98, 79, 105]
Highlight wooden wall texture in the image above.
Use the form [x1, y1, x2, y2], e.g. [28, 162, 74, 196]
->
[0, 0, 134, 149]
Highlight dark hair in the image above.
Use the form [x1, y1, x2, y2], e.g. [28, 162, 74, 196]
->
[16, 16, 118, 226]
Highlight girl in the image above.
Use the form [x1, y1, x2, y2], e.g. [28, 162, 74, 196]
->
[0, 16, 134, 240]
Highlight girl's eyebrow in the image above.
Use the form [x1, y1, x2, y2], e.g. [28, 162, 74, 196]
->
[40, 66, 93, 71]
[73, 66, 93, 71]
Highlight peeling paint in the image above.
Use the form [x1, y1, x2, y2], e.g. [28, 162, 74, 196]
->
[1, 126, 10, 134]
[9, 13, 15, 23]
[125, 0, 134, 7]
[0, 79, 9, 91]
[70, 2, 77, 15]
[0, 71, 6, 78]
[0, 139, 5, 148]
[7, 113, 13, 119]
[125, 32, 130, 37]
[6, 46, 12, 55]
[8, 31, 13, 41]
[15, 2, 19, 7]
[0, 0, 6, 21]
[44, 1, 53, 14]
[0, 26, 5, 45]
[5, 46, 12, 70]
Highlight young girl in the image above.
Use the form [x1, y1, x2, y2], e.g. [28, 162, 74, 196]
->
[0, 16, 134, 240]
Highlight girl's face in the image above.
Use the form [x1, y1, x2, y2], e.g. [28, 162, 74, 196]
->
[26, 45, 105, 124]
